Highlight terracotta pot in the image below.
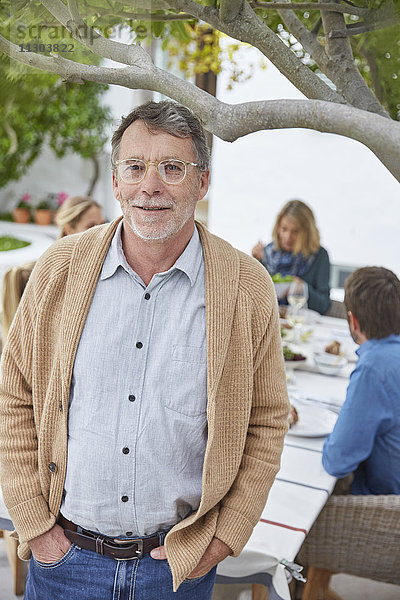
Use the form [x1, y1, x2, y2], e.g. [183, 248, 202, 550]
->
[12, 207, 31, 223]
[34, 209, 53, 226]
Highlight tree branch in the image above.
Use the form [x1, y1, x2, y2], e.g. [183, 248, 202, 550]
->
[98, 0, 171, 7]
[219, 0, 244, 23]
[329, 18, 399, 36]
[40, 0, 153, 67]
[311, 17, 322, 35]
[162, 0, 345, 103]
[93, 11, 196, 21]
[320, 0, 354, 61]
[4, 102, 18, 156]
[319, 0, 387, 116]
[128, 0, 213, 21]
[275, 2, 327, 66]
[87, 155, 100, 197]
[2, 33, 399, 183]
[359, 42, 384, 105]
[250, 1, 367, 17]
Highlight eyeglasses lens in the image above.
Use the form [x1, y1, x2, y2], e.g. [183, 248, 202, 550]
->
[158, 160, 186, 184]
[118, 159, 186, 184]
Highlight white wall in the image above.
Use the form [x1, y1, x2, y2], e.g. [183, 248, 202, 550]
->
[208, 44, 400, 276]
[0, 147, 115, 218]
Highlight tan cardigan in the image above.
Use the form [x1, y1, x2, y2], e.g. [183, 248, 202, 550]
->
[0, 219, 289, 590]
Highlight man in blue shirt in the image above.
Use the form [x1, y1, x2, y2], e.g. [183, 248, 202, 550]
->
[323, 266, 400, 494]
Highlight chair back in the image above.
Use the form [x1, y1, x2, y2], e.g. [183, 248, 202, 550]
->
[297, 494, 400, 585]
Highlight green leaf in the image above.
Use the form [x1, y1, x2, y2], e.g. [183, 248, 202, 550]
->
[9, 0, 30, 13]
[170, 21, 192, 43]
[152, 20, 165, 38]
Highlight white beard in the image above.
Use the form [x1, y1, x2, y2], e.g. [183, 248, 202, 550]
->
[123, 194, 196, 241]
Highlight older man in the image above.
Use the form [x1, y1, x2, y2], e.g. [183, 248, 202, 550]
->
[0, 101, 289, 599]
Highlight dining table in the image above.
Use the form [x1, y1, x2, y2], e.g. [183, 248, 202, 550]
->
[216, 311, 358, 600]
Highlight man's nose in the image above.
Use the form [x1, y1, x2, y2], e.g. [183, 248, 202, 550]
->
[140, 164, 162, 194]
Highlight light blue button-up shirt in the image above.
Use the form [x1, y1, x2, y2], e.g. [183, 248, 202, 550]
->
[61, 222, 207, 536]
[323, 335, 400, 494]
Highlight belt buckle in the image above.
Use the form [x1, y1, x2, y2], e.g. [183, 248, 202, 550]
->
[113, 537, 144, 560]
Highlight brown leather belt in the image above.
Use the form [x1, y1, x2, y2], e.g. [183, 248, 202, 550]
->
[57, 514, 160, 560]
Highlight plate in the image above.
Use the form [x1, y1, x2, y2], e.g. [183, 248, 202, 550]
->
[284, 357, 307, 370]
[286, 403, 338, 437]
[313, 352, 348, 375]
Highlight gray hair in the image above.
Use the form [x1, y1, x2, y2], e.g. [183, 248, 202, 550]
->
[111, 100, 210, 173]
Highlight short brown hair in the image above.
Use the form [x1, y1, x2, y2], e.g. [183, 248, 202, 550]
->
[272, 200, 320, 257]
[111, 100, 210, 172]
[344, 267, 400, 339]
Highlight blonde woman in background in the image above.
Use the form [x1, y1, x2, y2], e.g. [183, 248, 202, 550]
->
[252, 199, 331, 314]
[55, 195, 104, 236]
[2, 196, 104, 341]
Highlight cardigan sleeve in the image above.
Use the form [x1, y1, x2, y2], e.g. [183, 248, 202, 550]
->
[303, 247, 331, 315]
[0, 260, 58, 546]
[213, 293, 289, 555]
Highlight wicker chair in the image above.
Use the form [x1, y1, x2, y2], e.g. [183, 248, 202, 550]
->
[295, 494, 400, 600]
[325, 300, 346, 319]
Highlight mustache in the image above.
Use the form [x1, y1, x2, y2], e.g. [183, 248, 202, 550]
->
[133, 202, 173, 208]
[125, 195, 173, 209]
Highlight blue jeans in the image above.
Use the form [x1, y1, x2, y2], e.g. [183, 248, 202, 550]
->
[24, 533, 217, 600]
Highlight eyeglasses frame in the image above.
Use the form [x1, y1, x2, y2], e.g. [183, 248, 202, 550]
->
[113, 158, 200, 185]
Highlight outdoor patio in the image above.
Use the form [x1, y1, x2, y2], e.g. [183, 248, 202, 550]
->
[1, 538, 399, 600]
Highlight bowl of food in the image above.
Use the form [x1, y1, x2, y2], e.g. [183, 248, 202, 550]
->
[325, 340, 341, 355]
[314, 351, 347, 375]
[283, 345, 307, 368]
[272, 273, 293, 299]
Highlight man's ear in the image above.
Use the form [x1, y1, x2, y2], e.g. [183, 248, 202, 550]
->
[348, 311, 361, 334]
[196, 169, 210, 204]
[112, 172, 120, 201]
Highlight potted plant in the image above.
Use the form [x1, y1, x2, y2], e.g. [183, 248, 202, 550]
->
[34, 199, 53, 226]
[13, 193, 31, 223]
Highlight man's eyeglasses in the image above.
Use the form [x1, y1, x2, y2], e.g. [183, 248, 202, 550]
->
[114, 158, 200, 185]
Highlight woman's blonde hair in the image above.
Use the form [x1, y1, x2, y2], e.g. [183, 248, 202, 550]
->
[272, 199, 320, 257]
[54, 196, 101, 237]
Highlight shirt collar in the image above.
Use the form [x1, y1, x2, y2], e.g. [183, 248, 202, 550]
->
[100, 220, 203, 287]
[356, 334, 400, 357]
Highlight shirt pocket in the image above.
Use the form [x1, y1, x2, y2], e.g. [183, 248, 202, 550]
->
[164, 345, 207, 417]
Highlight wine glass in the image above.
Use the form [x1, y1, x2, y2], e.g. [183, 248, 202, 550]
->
[286, 280, 308, 340]
[287, 279, 308, 310]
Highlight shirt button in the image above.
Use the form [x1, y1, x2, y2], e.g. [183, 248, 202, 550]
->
[121, 496, 129, 503]
[144, 293, 150, 300]
[128, 395, 136, 402]
[48, 462, 56, 473]
[136, 341, 143, 349]
[122, 447, 130, 454]
[126, 531, 133, 537]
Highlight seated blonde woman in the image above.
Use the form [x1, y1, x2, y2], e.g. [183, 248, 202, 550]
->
[252, 199, 331, 315]
[2, 196, 104, 341]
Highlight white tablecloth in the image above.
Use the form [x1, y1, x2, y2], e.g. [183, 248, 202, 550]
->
[217, 314, 355, 598]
